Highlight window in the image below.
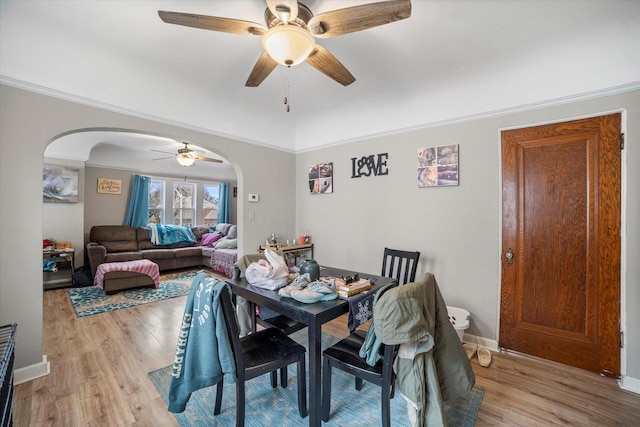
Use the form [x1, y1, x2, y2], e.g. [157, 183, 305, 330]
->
[148, 180, 164, 224]
[203, 184, 219, 226]
[148, 178, 225, 226]
[173, 182, 195, 226]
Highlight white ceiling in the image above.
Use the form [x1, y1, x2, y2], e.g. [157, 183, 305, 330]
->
[1, 0, 639, 159]
[44, 130, 238, 180]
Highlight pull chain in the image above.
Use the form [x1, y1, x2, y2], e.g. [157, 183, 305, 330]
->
[284, 67, 291, 112]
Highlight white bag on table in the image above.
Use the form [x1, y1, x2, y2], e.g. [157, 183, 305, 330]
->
[244, 248, 289, 290]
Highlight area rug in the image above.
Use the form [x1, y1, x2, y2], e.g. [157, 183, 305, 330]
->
[68, 269, 202, 318]
[148, 330, 484, 426]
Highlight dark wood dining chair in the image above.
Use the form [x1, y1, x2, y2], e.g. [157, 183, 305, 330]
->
[255, 311, 307, 335]
[233, 254, 307, 334]
[233, 254, 307, 387]
[214, 285, 308, 427]
[321, 284, 398, 427]
[381, 247, 420, 285]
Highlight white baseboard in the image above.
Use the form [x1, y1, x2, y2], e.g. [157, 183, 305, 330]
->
[462, 333, 499, 351]
[14, 355, 50, 385]
[621, 375, 640, 394]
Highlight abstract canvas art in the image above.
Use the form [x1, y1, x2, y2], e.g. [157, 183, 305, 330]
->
[43, 164, 79, 202]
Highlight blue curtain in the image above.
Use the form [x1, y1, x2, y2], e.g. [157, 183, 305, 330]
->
[123, 174, 150, 227]
[217, 182, 231, 224]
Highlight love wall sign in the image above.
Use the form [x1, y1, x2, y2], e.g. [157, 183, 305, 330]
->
[350, 153, 389, 178]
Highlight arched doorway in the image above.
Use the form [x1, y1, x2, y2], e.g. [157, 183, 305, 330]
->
[43, 128, 239, 274]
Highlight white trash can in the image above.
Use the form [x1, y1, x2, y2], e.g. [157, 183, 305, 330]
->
[446, 306, 470, 342]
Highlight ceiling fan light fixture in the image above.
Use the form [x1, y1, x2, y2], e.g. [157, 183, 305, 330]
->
[176, 153, 195, 167]
[261, 24, 315, 66]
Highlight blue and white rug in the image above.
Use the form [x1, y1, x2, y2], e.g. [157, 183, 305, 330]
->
[68, 270, 202, 318]
[148, 330, 485, 426]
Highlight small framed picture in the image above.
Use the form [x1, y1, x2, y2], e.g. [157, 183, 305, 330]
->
[309, 162, 333, 194]
[417, 145, 459, 187]
[97, 178, 122, 194]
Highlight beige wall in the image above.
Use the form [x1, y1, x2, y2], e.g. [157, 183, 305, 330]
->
[296, 89, 640, 384]
[0, 84, 295, 373]
[1, 83, 638, 389]
[83, 167, 133, 231]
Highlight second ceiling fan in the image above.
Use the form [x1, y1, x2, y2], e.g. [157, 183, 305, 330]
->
[152, 142, 222, 167]
[158, 0, 411, 87]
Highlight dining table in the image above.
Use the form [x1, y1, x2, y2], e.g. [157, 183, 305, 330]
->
[225, 266, 396, 427]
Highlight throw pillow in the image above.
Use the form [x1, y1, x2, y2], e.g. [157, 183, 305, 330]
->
[215, 223, 232, 236]
[201, 232, 223, 247]
[214, 237, 238, 249]
[227, 225, 238, 239]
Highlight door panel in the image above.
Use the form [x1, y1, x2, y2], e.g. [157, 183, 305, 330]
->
[500, 114, 621, 378]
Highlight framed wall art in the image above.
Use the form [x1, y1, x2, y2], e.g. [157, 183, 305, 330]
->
[97, 178, 122, 194]
[417, 144, 459, 187]
[43, 164, 79, 203]
[308, 162, 333, 194]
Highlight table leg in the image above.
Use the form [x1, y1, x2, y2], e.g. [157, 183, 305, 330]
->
[307, 319, 322, 427]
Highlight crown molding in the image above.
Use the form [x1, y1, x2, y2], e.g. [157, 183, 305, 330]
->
[297, 81, 640, 153]
[3, 75, 638, 154]
[0, 75, 295, 154]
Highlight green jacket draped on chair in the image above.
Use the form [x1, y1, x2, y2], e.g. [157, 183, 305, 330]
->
[373, 273, 475, 426]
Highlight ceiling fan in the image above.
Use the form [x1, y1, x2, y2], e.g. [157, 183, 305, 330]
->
[158, 0, 411, 87]
[152, 142, 222, 167]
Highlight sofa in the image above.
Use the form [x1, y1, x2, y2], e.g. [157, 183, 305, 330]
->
[86, 223, 238, 279]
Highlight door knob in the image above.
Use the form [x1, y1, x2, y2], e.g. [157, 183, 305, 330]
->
[505, 248, 514, 266]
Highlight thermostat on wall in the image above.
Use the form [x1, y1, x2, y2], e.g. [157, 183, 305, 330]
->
[248, 194, 259, 202]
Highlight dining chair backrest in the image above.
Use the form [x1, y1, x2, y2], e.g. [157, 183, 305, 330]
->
[381, 247, 420, 285]
[216, 284, 308, 426]
[233, 253, 307, 337]
[219, 284, 245, 371]
[321, 282, 400, 427]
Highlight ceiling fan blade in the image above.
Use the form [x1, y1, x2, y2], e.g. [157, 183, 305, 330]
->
[245, 52, 278, 87]
[195, 156, 223, 163]
[305, 45, 355, 86]
[152, 156, 174, 161]
[151, 149, 176, 155]
[308, 0, 411, 39]
[158, 10, 267, 36]
[266, 0, 298, 24]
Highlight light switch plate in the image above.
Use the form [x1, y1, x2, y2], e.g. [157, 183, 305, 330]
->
[248, 193, 259, 202]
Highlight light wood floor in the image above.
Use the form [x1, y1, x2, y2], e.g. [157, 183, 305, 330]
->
[14, 273, 640, 426]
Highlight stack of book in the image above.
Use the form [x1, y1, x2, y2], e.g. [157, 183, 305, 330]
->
[335, 277, 371, 299]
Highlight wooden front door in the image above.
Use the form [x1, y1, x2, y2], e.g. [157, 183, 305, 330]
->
[500, 113, 621, 378]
